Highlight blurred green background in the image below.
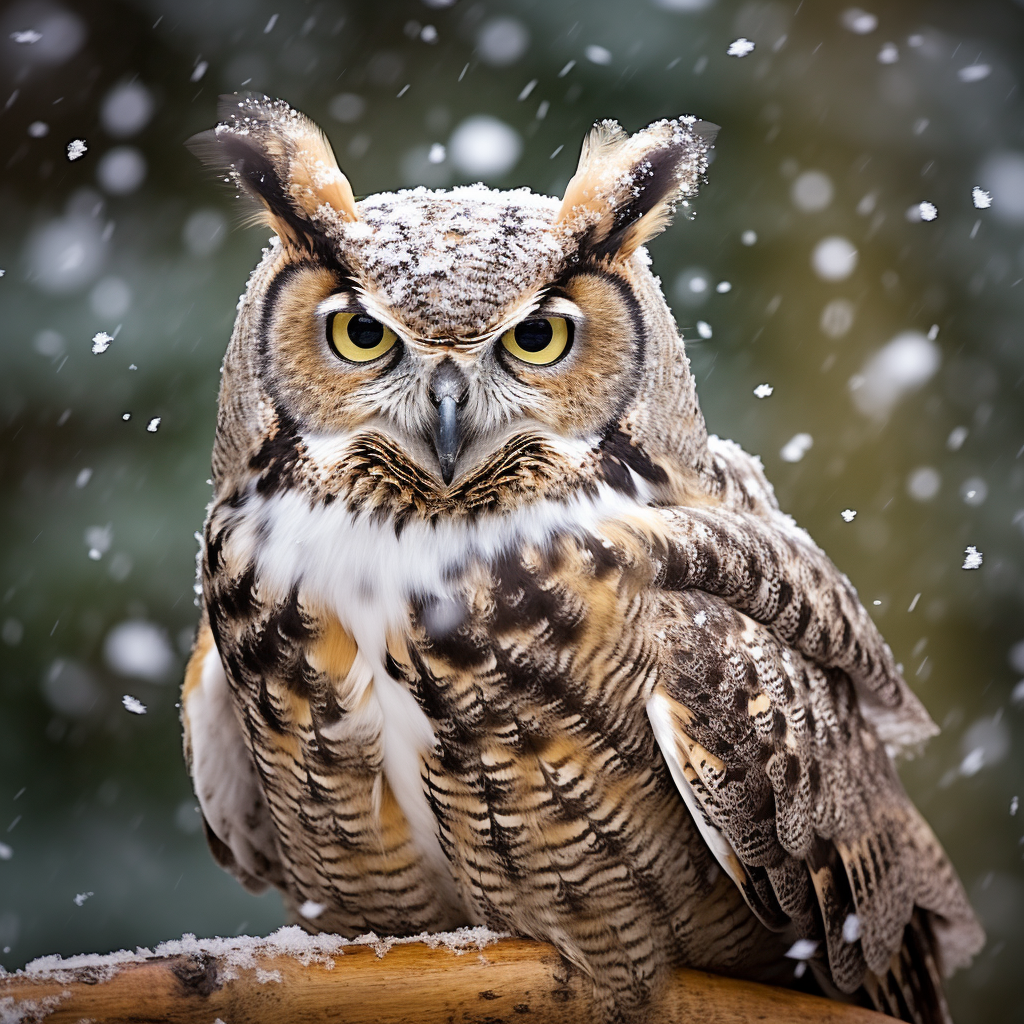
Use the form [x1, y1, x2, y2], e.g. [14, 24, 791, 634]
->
[1, 0, 1022, 1019]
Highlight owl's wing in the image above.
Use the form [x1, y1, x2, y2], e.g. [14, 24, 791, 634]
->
[622, 505, 984, 1018]
[614, 502, 938, 754]
[182, 617, 286, 893]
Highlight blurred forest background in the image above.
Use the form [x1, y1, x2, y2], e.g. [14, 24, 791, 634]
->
[1, 0, 1023, 1019]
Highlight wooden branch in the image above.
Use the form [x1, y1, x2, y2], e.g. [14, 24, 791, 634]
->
[0, 928, 888, 1024]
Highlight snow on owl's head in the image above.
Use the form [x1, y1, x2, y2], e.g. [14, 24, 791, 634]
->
[189, 95, 717, 522]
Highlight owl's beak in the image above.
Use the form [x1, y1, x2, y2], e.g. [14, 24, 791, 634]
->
[429, 360, 468, 486]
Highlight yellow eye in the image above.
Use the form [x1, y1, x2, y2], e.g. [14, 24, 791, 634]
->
[329, 312, 398, 363]
[500, 317, 573, 366]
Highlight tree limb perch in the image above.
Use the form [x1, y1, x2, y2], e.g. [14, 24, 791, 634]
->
[0, 927, 888, 1023]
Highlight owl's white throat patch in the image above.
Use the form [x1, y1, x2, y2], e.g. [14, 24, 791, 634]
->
[247, 482, 647, 651]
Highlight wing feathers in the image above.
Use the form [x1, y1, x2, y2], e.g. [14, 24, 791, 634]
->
[646, 589, 982, 1018]
[623, 503, 939, 753]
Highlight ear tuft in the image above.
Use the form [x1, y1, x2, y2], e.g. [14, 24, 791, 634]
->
[556, 116, 719, 261]
[187, 94, 358, 253]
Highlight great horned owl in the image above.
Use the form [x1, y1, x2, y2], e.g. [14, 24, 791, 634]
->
[182, 95, 982, 1023]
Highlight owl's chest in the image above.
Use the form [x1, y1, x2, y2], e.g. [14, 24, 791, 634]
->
[209, 488, 680, 912]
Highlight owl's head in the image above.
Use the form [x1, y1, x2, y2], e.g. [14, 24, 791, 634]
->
[190, 96, 718, 522]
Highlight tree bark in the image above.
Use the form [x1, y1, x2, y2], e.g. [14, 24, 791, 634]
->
[0, 930, 888, 1024]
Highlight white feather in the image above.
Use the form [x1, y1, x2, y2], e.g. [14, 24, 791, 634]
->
[186, 644, 280, 887]
[646, 692, 747, 892]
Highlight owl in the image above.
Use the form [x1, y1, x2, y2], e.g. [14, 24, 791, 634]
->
[181, 95, 983, 1023]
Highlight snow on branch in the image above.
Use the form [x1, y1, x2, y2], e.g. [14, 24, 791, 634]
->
[0, 928, 888, 1023]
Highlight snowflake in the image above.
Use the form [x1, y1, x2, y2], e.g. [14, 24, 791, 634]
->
[146, 417, 161, 433]
[122, 694, 147, 714]
[91, 331, 112, 354]
[972, 187, 992, 209]
[727, 37, 755, 58]
[780, 433, 813, 463]
[958, 64, 990, 83]
[841, 9, 878, 34]
[785, 938, 818, 960]
[67, 138, 88, 161]
[696, 320, 712, 339]
[962, 546, 983, 570]
[753, 383, 773, 398]
[841, 509, 857, 522]
[10, 30, 42, 44]
[917, 201, 938, 221]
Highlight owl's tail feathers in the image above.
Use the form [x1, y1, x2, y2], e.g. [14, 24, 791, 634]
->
[860, 911, 952, 1024]
[822, 803, 984, 1024]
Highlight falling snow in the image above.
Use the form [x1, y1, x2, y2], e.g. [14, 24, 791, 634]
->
[66, 139, 88, 161]
[958, 64, 991, 83]
[753, 383, 773, 398]
[85, 525, 112, 560]
[972, 187, 992, 209]
[812, 236, 858, 280]
[298, 900, 327, 920]
[146, 417, 161, 432]
[841, 509, 858, 522]
[962, 546, 983, 570]
[841, 9, 878, 34]
[91, 331, 112, 354]
[696, 320, 712, 339]
[877, 42, 899, 64]
[780, 433, 813, 463]
[121, 694, 147, 715]
[73, 892, 94, 906]
[785, 938, 819, 960]
[727, 38, 755, 58]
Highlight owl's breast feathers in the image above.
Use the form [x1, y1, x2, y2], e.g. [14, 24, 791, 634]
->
[186, 447, 981, 1019]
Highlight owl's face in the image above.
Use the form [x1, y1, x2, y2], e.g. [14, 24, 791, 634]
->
[192, 97, 716, 519]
